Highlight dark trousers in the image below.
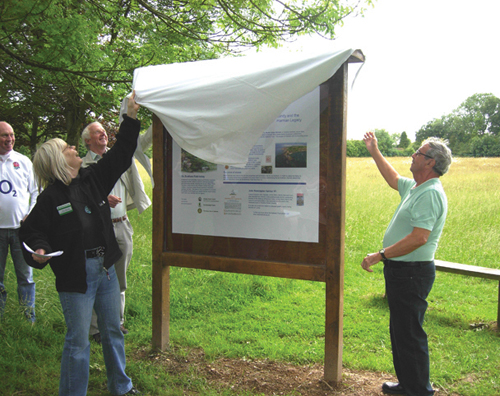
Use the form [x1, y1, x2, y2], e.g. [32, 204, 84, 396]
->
[384, 261, 436, 396]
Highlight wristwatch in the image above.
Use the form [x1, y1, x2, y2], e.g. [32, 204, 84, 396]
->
[379, 248, 387, 260]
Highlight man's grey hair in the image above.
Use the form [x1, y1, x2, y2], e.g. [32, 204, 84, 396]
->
[423, 137, 452, 176]
[81, 122, 102, 149]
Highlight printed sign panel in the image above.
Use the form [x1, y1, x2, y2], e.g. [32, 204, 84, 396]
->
[172, 87, 320, 243]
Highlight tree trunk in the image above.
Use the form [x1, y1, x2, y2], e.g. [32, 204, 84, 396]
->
[65, 94, 86, 148]
[29, 116, 39, 157]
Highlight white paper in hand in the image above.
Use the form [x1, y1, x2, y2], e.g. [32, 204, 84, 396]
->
[23, 242, 63, 258]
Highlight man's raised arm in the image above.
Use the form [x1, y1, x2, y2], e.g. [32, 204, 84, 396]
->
[363, 131, 400, 190]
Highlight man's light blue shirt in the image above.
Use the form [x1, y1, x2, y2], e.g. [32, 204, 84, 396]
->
[383, 176, 447, 261]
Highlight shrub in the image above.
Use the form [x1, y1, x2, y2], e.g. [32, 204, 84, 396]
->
[470, 135, 500, 157]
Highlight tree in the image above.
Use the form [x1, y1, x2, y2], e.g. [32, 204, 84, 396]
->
[374, 129, 395, 156]
[470, 135, 500, 157]
[415, 93, 500, 156]
[398, 131, 411, 149]
[455, 93, 500, 137]
[346, 139, 369, 157]
[0, 0, 373, 152]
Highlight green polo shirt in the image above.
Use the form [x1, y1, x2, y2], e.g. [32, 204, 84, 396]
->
[383, 176, 447, 261]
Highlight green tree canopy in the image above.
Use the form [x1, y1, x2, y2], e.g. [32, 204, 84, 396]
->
[415, 93, 500, 156]
[398, 131, 411, 149]
[0, 0, 373, 153]
[346, 139, 369, 157]
[374, 128, 395, 155]
[470, 134, 500, 157]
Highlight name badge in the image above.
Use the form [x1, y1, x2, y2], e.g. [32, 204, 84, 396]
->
[57, 203, 73, 216]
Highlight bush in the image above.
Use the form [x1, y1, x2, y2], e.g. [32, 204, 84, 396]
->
[346, 140, 411, 157]
[346, 140, 370, 157]
[470, 135, 500, 157]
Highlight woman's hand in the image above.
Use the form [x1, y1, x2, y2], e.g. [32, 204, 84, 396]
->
[32, 249, 51, 264]
[127, 90, 140, 119]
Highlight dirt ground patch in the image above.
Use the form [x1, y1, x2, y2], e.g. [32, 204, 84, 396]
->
[137, 347, 461, 395]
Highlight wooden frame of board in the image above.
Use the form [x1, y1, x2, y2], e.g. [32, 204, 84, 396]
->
[151, 51, 364, 383]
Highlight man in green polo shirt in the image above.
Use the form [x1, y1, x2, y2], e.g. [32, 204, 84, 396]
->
[361, 132, 452, 396]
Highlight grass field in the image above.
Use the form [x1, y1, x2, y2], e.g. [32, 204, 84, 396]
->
[0, 157, 499, 395]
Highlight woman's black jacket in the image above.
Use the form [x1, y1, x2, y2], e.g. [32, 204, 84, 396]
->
[20, 115, 141, 293]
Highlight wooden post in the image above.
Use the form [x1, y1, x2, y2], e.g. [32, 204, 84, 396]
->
[323, 63, 347, 383]
[152, 114, 170, 350]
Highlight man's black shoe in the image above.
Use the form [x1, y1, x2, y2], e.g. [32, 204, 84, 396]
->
[92, 333, 101, 344]
[382, 382, 406, 395]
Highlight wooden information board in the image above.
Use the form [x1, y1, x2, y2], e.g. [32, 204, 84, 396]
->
[152, 52, 364, 383]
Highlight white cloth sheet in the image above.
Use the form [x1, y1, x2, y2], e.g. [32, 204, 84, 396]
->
[122, 47, 358, 166]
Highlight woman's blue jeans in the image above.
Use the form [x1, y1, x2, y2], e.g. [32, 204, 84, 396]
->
[384, 261, 436, 396]
[58, 254, 133, 396]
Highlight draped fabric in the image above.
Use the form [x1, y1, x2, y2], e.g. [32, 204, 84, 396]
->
[121, 47, 357, 166]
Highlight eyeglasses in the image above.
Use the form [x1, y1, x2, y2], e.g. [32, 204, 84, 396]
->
[415, 149, 433, 159]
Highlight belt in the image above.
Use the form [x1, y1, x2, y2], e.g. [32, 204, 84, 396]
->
[384, 259, 433, 268]
[86, 246, 105, 259]
[112, 215, 127, 224]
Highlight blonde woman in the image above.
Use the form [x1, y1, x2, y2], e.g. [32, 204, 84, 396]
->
[20, 93, 142, 396]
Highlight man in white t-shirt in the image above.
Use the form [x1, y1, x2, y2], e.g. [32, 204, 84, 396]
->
[0, 122, 38, 322]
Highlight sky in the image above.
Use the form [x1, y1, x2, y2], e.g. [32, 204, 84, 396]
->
[283, 0, 500, 141]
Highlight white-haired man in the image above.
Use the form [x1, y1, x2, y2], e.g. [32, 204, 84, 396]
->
[361, 132, 452, 396]
[81, 121, 152, 342]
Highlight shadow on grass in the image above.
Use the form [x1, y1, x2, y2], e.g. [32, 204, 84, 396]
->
[364, 294, 389, 309]
[361, 294, 500, 338]
[426, 310, 500, 334]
